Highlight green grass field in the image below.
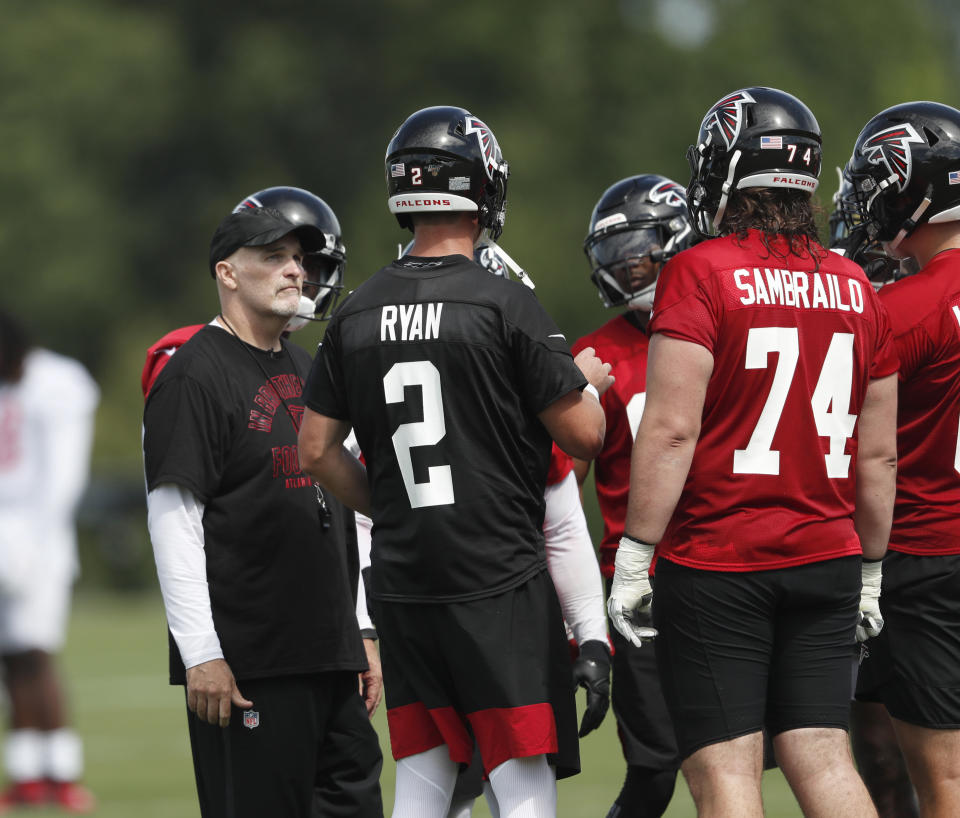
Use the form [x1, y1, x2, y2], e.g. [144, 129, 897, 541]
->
[20, 592, 805, 816]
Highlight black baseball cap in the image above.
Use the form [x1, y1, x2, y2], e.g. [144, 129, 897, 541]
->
[208, 206, 304, 277]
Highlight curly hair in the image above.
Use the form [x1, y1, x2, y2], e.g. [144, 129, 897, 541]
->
[720, 188, 825, 267]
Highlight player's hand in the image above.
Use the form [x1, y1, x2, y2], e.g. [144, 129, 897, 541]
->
[359, 638, 383, 717]
[607, 536, 658, 648]
[856, 559, 884, 642]
[574, 347, 615, 397]
[572, 640, 611, 737]
[185, 658, 252, 728]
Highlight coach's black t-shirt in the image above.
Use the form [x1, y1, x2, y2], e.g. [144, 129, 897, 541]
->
[303, 255, 587, 603]
[143, 325, 365, 684]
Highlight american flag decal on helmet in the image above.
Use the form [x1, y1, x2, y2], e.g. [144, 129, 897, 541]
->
[463, 117, 504, 181]
[701, 90, 756, 150]
[860, 122, 925, 193]
[649, 180, 687, 208]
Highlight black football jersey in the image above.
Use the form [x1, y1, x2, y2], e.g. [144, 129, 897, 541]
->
[303, 255, 586, 603]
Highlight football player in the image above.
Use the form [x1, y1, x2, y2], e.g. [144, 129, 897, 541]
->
[841, 101, 960, 818]
[573, 174, 694, 817]
[608, 86, 898, 816]
[298, 105, 612, 818]
[0, 311, 99, 813]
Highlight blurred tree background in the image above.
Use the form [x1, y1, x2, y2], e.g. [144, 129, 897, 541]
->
[1, 0, 955, 587]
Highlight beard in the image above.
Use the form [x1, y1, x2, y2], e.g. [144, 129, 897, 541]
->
[271, 290, 302, 318]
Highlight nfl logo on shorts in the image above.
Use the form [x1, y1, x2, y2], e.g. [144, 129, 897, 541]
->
[242, 710, 260, 730]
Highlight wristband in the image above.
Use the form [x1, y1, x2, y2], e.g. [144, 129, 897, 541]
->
[622, 533, 656, 548]
[584, 384, 600, 401]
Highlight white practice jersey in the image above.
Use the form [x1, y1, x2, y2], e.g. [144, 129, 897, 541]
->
[0, 349, 99, 585]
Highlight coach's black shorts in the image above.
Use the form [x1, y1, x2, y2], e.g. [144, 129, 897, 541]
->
[186, 671, 382, 818]
[374, 568, 579, 779]
[653, 555, 860, 760]
[604, 577, 680, 772]
[854, 551, 960, 728]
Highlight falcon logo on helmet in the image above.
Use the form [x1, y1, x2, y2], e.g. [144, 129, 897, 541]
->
[463, 117, 505, 181]
[649, 180, 687, 208]
[701, 90, 756, 150]
[860, 122, 925, 193]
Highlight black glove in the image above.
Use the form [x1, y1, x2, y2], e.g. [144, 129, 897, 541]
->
[572, 640, 611, 738]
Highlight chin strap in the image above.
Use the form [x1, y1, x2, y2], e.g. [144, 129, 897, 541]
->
[712, 149, 742, 232]
[889, 195, 932, 251]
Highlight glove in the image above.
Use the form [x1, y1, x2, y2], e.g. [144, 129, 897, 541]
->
[857, 559, 884, 642]
[607, 535, 658, 648]
[572, 640, 610, 738]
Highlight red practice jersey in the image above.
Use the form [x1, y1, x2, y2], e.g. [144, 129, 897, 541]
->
[547, 442, 573, 487]
[879, 249, 960, 555]
[572, 314, 649, 577]
[649, 230, 898, 571]
[141, 325, 204, 399]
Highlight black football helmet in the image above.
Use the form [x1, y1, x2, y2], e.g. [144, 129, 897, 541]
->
[840, 101, 960, 251]
[234, 186, 345, 324]
[385, 105, 509, 240]
[687, 87, 821, 235]
[583, 175, 694, 309]
[828, 167, 901, 290]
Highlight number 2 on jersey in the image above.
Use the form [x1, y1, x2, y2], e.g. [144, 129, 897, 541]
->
[383, 361, 455, 508]
[733, 327, 856, 478]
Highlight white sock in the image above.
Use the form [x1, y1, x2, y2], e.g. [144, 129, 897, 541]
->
[487, 756, 556, 818]
[44, 729, 83, 781]
[482, 781, 501, 818]
[447, 795, 475, 818]
[392, 745, 458, 818]
[4, 730, 44, 782]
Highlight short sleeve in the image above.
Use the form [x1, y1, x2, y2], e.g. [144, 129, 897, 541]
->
[143, 375, 231, 502]
[506, 290, 586, 414]
[649, 253, 721, 354]
[869, 295, 900, 380]
[303, 320, 349, 419]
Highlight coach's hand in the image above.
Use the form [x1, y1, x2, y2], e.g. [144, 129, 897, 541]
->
[608, 535, 658, 648]
[572, 640, 611, 737]
[856, 559, 884, 642]
[360, 638, 383, 717]
[186, 659, 253, 728]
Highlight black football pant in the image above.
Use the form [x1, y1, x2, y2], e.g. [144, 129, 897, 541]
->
[186, 671, 383, 818]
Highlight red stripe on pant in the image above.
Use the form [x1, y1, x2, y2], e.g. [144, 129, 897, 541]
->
[387, 703, 473, 764]
[387, 701, 557, 775]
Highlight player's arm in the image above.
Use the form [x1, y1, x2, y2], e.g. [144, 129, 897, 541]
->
[298, 408, 371, 516]
[543, 472, 607, 647]
[543, 471, 610, 736]
[853, 373, 898, 560]
[572, 457, 591, 505]
[624, 333, 712, 542]
[539, 347, 613, 461]
[146, 483, 251, 727]
[353, 509, 382, 716]
[609, 334, 713, 647]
